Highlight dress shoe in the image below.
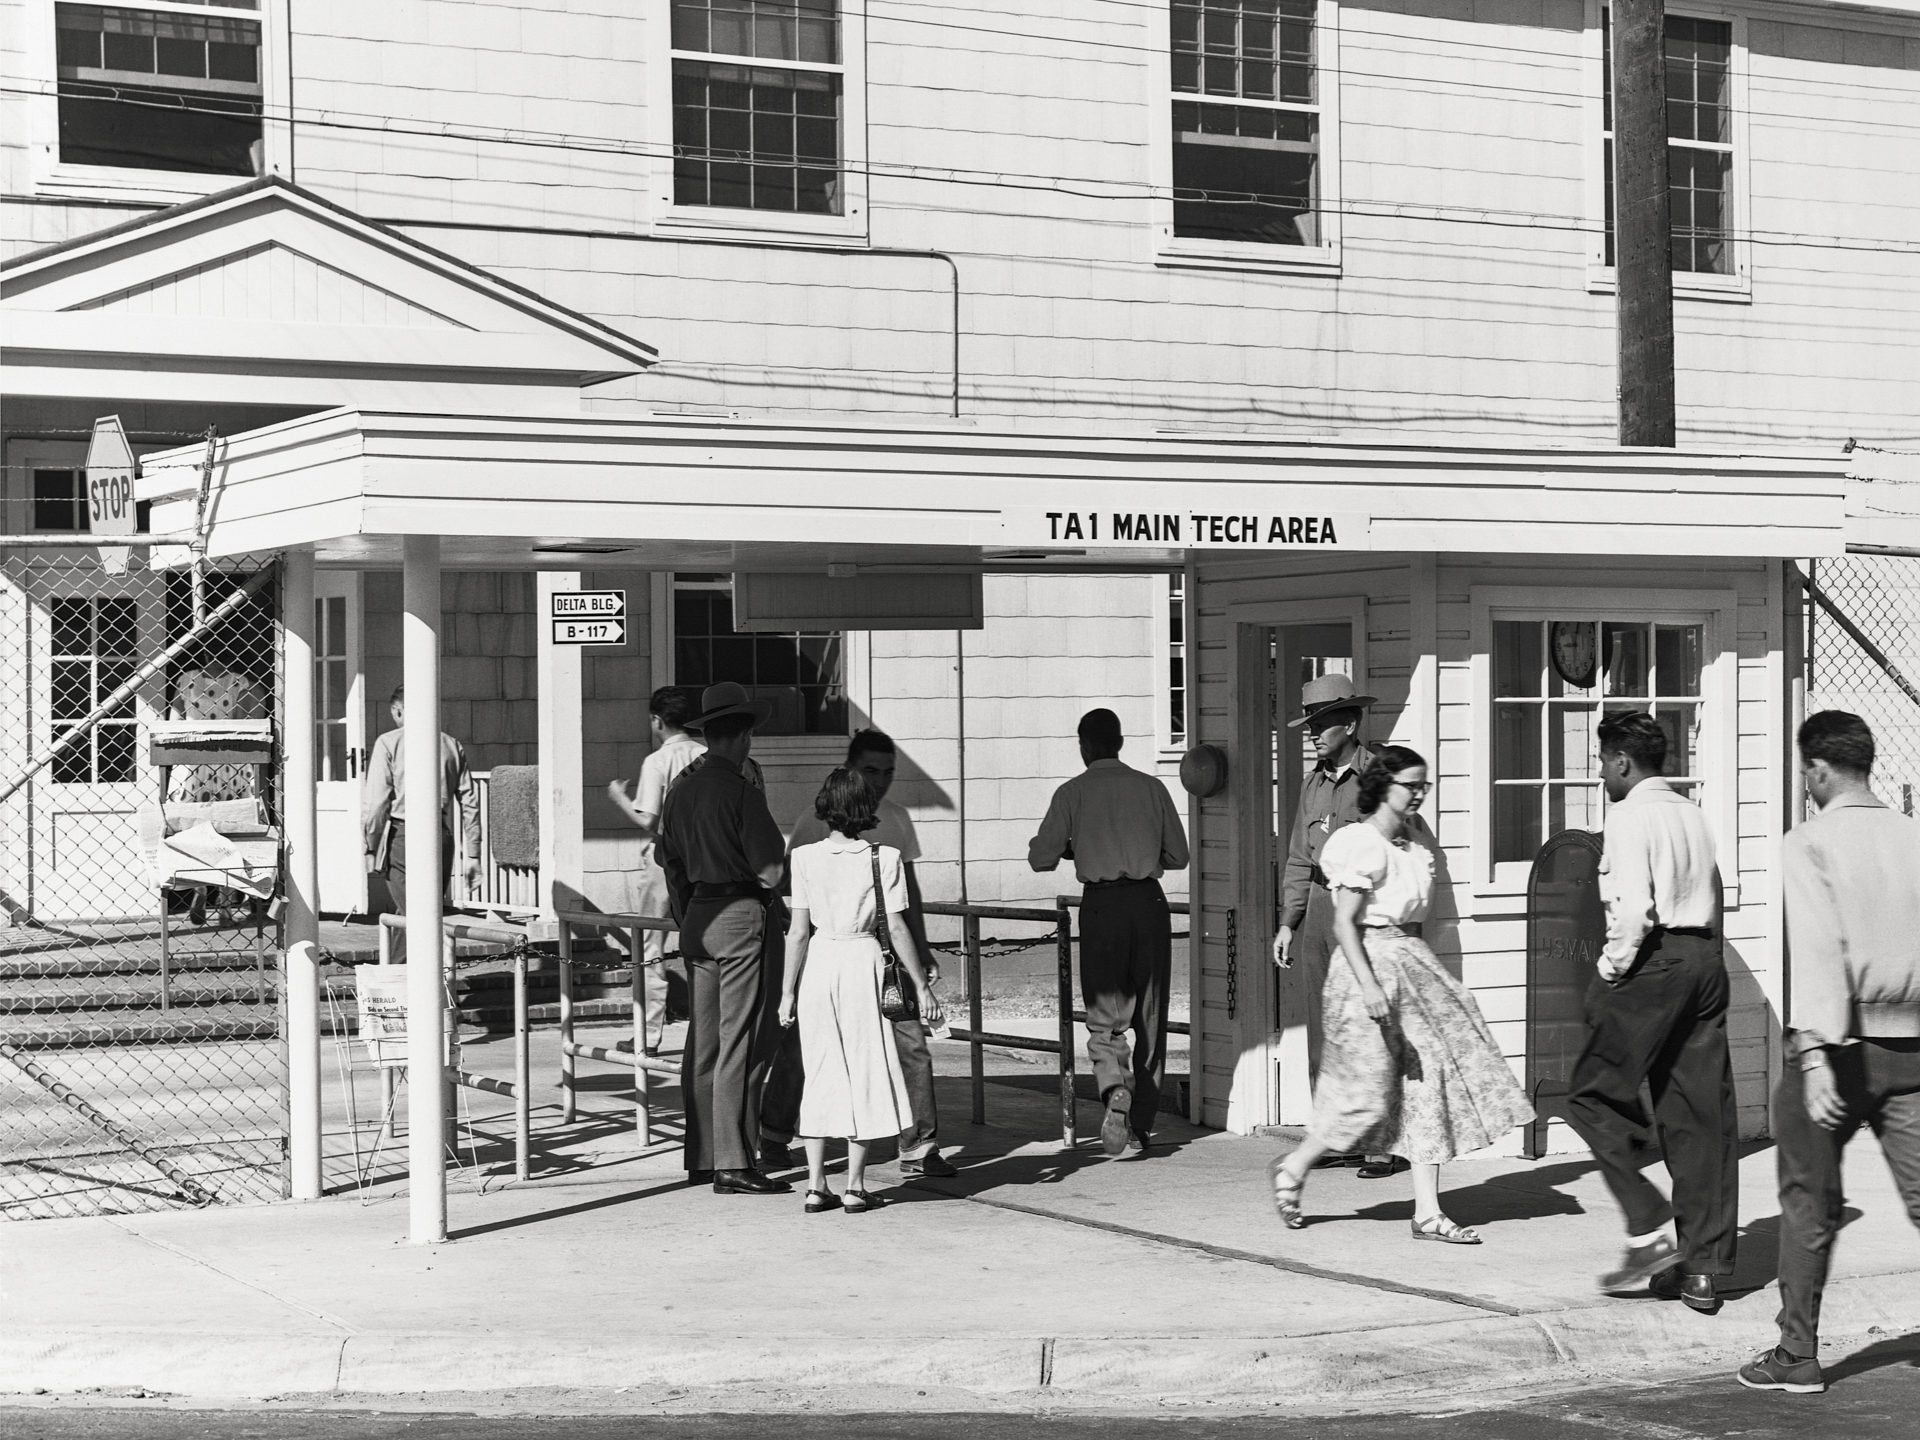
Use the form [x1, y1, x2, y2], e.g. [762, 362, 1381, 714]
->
[1600, 1234, 1681, 1294]
[1738, 1346, 1825, 1393]
[1650, 1267, 1721, 1313]
[711, 1168, 792, 1195]
[1100, 1102, 1132, 1157]
[900, 1150, 958, 1178]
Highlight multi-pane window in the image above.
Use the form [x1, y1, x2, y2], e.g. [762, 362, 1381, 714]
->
[1170, 0, 1321, 246]
[1602, 12, 1734, 275]
[52, 597, 140, 784]
[55, 1, 263, 176]
[673, 574, 846, 735]
[316, 594, 349, 782]
[671, 0, 843, 215]
[1168, 573, 1187, 745]
[1492, 619, 1704, 864]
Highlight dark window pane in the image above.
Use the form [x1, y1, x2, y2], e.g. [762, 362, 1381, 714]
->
[207, 39, 255, 82]
[671, 1, 707, 50]
[675, 638, 711, 686]
[711, 636, 755, 682]
[52, 661, 92, 721]
[1494, 785, 1543, 865]
[52, 598, 90, 656]
[155, 35, 205, 77]
[98, 597, 139, 655]
[1494, 621, 1543, 697]
[103, 29, 154, 72]
[755, 635, 799, 684]
[1172, 105, 1318, 245]
[674, 588, 712, 636]
[59, 83, 261, 174]
[56, 25, 100, 67]
[52, 731, 91, 785]
[672, 58, 839, 213]
[97, 724, 136, 782]
[34, 470, 83, 532]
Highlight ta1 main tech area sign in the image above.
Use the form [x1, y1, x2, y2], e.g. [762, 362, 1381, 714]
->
[550, 590, 626, 645]
[998, 486, 1369, 551]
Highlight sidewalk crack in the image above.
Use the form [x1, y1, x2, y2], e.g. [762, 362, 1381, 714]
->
[103, 1216, 360, 1334]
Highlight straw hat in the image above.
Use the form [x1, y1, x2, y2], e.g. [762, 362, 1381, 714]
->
[1286, 673, 1378, 730]
[684, 681, 774, 732]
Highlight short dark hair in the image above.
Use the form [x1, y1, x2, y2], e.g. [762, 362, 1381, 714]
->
[700, 711, 757, 743]
[649, 686, 699, 730]
[1799, 709, 1874, 776]
[846, 727, 895, 765]
[1078, 708, 1124, 751]
[814, 767, 880, 837]
[390, 684, 405, 704]
[1357, 745, 1428, 816]
[1597, 710, 1667, 773]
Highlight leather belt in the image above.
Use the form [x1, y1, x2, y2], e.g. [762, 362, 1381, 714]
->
[1084, 876, 1158, 889]
[689, 881, 769, 901]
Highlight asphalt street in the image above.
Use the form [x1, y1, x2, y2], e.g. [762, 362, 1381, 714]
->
[6, 1350, 1920, 1440]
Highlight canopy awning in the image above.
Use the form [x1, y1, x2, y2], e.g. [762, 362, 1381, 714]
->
[137, 406, 1850, 569]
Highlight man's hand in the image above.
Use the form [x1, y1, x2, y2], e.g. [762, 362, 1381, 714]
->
[607, 778, 632, 806]
[1272, 925, 1293, 969]
[1597, 953, 1628, 986]
[463, 856, 482, 890]
[1803, 1063, 1847, 1129]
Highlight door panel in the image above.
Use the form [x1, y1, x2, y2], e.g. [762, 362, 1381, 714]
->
[314, 573, 367, 914]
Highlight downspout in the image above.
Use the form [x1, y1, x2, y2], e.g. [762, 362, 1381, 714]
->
[955, 627, 968, 905]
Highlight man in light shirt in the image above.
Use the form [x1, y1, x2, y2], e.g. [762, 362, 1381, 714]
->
[1739, 711, 1920, 1396]
[1030, 708, 1190, 1158]
[1567, 710, 1735, 1312]
[362, 684, 480, 963]
[773, 728, 956, 1178]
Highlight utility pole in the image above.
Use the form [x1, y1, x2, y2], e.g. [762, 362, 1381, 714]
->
[1612, 0, 1676, 447]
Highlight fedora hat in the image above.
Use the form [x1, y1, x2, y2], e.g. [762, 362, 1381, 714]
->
[1287, 673, 1378, 730]
[684, 681, 774, 732]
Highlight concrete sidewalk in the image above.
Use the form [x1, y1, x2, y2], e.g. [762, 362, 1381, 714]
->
[5, 1060, 1919, 1412]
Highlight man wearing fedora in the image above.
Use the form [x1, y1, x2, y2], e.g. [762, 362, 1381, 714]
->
[1271, 673, 1401, 1179]
[656, 681, 791, 1195]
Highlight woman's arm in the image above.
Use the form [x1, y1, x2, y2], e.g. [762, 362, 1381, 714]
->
[888, 912, 945, 1026]
[1331, 888, 1390, 1022]
[777, 906, 812, 1029]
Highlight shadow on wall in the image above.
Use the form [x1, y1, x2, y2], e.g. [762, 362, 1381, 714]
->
[846, 704, 954, 813]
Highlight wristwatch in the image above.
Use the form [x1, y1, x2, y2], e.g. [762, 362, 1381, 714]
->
[1797, 1047, 1832, 1073]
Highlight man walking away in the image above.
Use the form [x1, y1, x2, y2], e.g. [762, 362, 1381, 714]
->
[1029, 708, 1190, 1157]
[362, 684, 481, 963]
[1567, 711, 1735, 1312]
[1740, 711, 1920, 1396]
[607, 686, 706, 1053]
[780, 728, 955, 1178]
[657, 682, 791, 1196]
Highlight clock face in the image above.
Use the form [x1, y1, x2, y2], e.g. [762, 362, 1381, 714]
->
[1551, 621, 1598, 689]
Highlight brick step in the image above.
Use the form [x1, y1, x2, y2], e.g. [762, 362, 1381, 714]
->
[0, 979, 275, 1013]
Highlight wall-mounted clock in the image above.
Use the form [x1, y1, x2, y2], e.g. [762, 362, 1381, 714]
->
[1551, 621, 1598, 689]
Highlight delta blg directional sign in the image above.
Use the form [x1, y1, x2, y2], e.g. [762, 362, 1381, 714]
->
[550, 590, 626, 646]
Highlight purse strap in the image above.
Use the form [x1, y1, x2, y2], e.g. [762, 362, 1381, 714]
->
[869, 842, 902, 965]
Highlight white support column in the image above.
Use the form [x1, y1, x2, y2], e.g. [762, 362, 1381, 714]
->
[281, 547, 322, 1201]
[537, 572, 584, 917]
[403, 534, 446, 1244]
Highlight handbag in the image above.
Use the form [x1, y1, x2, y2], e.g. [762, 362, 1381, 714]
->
[871, 843, 918, 1022]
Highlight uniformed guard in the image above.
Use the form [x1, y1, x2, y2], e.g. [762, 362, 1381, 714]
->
[656, 682, 791, 1194]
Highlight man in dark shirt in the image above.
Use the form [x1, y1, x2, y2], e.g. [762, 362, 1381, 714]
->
[656, 682, 790, 1195]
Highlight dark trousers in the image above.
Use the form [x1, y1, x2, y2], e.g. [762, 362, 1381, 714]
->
[383, 819, 452, 965]
[1294, 882, 1337, 1084]
[1080, 878, 1172, 1136]
[1565, 928, 1739, 1275]
[1775, 1038, 1920, 1353]
[680, 897, 772, 1173]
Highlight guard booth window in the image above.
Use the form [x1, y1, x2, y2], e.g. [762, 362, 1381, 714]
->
[1492, 619, 1703, 864]
[672, 573, 846, 735]
[51, 596, 139, 783]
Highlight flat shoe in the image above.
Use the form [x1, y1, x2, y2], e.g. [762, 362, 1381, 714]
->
[1356, 1156, 1410, 1180]
[1267, 1156, 1307, 1230]
[803, 1189, 841, 1214]
[841, 1188, 885, 1214]
[1411, 1214, 1481, 1245]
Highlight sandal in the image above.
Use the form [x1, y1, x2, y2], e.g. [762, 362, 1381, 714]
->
[841, 1188, 885, 1214]
[1411, 1214, 1482, 1245]
[804, 1189, 841, 1214]
[1267, 1156, 1307, 1230]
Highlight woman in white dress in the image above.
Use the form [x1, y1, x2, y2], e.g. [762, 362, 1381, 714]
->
[1269, 746, 1533, 1243]
[777, 769, 945, 1213]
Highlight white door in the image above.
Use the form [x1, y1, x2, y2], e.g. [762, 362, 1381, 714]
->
[314, 572, 367, 915]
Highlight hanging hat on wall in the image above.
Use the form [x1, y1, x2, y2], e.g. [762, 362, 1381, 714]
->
[684, 681, 774, 732]
[1287, 673, 1378, 730]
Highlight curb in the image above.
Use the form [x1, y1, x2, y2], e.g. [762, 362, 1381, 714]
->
[6, 1270, 1916, 1404]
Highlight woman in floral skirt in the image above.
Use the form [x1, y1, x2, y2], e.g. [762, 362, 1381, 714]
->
[1269, 745, 1533, 1243]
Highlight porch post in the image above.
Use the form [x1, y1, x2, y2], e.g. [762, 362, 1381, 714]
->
[282, 547, 322, 1200]
[403, 534, 447, 1244]
[536, 572, 584, 916]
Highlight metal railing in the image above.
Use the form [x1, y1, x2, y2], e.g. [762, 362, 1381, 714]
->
[552, 908, 680, 1147]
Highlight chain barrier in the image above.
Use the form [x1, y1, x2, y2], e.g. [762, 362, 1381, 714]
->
[1225, 908, 1238, 1020]
[1807, 556, 1920, 812]
[0, 551, 284, 1219]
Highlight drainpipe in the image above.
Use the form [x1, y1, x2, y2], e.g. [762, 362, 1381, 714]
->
[955, 628, 968, 906]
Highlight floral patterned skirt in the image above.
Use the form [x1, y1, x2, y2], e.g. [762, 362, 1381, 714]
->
[1307, 927, 1534, 1164]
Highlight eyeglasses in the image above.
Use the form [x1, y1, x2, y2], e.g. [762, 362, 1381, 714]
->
[1394, 780, 1431, 795]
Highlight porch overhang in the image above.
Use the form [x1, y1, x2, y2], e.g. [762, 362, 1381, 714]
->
[137, 406, 1850, 570]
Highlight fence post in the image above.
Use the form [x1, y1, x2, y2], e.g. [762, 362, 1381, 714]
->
[1056, 898, 1076, 1151]
[965, 911, 984, 1126]
[402, 532, 447, 1245]
[514, 948, 530, 1182]
[557, 921, 575, 1125]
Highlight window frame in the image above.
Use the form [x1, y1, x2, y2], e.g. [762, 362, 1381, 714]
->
[1584, 0, 1752, 304]
[23, 0, 290, 204]
[49, 593, 144, 786]
[645, 0, 870, 245]
[1148, 0, 1343, 276]
[664, 571, 855, 742]
[1469, 585, 1741, 906]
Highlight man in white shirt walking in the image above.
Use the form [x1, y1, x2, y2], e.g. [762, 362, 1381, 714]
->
[1567, 711, 1735, 1312]
[1030, 708, 1190, 1158]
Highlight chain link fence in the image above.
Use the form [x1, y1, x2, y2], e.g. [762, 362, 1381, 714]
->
[0, 549, 286, 1219]
[1808, 554, 1920, 810]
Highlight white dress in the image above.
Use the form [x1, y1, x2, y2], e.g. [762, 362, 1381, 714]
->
[790, 834, 916, 1142]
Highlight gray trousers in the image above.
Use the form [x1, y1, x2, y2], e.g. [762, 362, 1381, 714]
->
[679, 896, 770, 1173]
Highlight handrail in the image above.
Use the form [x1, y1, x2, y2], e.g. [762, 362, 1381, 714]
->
[553, 906, 676, 935]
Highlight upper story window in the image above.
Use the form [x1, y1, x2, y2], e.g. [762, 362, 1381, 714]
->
[1602, 11, 1734, 276]
[673, 573, 846, 735]
[670, 1, 843, 216]
[1170, 0, 1321, 247]
[55, 1, 263, 177]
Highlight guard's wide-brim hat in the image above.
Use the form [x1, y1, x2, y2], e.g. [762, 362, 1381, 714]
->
[684, 681, 774, 732]
[1287, 673, 1378, 729]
